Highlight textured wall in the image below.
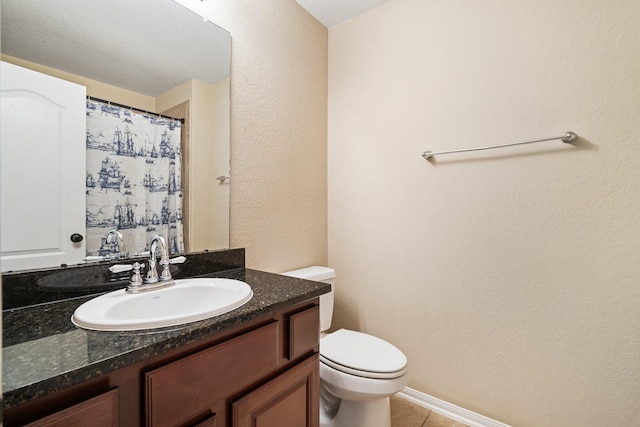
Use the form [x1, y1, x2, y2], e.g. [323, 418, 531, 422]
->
[328, 0, 640, 426]
[200, 0, 329, 271]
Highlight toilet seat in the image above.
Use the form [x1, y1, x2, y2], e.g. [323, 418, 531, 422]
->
[320, 329, 407, 379]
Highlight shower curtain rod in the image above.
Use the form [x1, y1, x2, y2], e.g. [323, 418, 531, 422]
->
[87, 96, 185, 124]
[422, 131, 577, 159]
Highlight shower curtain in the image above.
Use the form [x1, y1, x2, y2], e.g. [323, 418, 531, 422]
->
[85, 99, 184, 258]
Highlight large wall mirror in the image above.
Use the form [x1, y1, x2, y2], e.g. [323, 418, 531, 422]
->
[1, 0, 231, 272]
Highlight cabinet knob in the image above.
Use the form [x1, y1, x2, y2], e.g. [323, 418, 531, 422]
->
[70, 233, 84, 243]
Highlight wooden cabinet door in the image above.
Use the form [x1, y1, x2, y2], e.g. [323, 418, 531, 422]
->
[23, 389, 118, 427]
[232, 355, 319, 427]
[287, 305, 319, 360]
[146, 322, 279, 427]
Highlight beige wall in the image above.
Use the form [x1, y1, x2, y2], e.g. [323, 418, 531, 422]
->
[200, 0, 329, 271]
[328, 1, 640, 426]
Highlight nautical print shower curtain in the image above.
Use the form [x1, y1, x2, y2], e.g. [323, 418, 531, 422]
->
[85, 99, 184, 258]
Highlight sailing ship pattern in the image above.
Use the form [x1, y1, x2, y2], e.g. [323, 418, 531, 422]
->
[86, 99, 184, 258]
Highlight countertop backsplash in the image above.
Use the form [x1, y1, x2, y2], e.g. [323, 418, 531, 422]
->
[2, 248, 245, 310]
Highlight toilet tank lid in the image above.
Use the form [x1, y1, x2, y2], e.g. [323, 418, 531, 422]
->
[280, 266, 335, 281]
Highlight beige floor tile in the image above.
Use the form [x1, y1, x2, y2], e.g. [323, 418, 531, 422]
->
[423, 410, 470, 427]
[391, 395, 431, 427]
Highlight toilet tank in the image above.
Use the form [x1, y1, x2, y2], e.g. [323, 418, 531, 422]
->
[281, 266, 335, 333]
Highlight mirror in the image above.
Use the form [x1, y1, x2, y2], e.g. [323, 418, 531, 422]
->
[1, 0, 231, 272]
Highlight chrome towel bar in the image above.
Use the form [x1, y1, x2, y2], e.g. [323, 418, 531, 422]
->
[422, 131, 577, 159]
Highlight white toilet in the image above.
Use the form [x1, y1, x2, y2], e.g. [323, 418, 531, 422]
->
[282, 266, 408, 427]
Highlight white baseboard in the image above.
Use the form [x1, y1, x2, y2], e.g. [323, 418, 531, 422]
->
[395, 387, 512, 427]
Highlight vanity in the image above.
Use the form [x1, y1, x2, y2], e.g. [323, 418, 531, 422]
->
[2, 249, 330, 427]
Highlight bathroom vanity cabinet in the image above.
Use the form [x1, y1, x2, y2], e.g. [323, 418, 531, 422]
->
[145, 304, 320, 427]
[4, 301, 320, 427]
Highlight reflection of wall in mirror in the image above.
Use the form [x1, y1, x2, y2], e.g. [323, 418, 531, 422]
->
[1, 55, 157, 111]
[0, 54, 228, 254]
[158, 78, 230, 252]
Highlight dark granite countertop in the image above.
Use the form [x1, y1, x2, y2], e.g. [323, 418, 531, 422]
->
[2, 267, 330, 409]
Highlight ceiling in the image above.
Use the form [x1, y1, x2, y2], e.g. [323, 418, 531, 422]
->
[296, 0, 391, 28]
[0, 0, 230, 97]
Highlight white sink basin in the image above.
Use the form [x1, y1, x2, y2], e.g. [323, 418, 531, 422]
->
[72, 278, 253, 331]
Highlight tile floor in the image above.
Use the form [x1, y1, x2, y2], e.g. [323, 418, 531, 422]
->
[390, 396, 470, 427]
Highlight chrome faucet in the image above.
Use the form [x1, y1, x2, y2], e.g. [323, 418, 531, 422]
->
[144, 235, 174, 287]
[105, 229, 126, 259]
[112, 234, 183, 293]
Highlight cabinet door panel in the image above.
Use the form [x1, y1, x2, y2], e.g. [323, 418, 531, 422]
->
[288, 305, 319, 360]
[146, 322, 280, 427]
[232, 355, 319, 427]
[24, 388, 118, 427]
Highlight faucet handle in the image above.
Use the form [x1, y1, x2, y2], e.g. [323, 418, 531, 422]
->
[159, 258, 173, 281]
[129, 262, 144, 287]
[158, 256, 183, 282]
[127, 262, 145, 293]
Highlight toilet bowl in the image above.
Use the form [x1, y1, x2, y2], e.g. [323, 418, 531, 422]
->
[281, 267, 408, 427]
